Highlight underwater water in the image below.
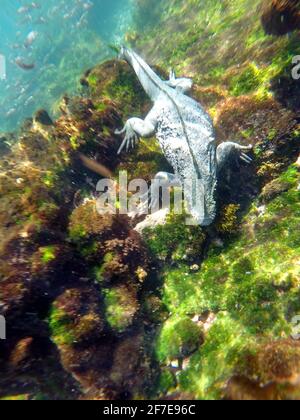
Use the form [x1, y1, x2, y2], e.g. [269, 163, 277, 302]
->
[0, 0, 133, 132]
[0, 0, 300, 402]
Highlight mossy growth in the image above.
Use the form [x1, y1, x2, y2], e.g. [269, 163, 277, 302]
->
[117, 138, 170, 182]
[73, 313, 104, 344]
[0, 394, 30, 401]
[143, 212, 206, 262]
[40, 246, 56, 264]
[70, 136, 80, 150]
[49, 305, 103, 347]
[143, 294, 169, 324]
[229, 64, 264, 96]
[48, 288, 105, 350]
[80, 241, 101, 259]
[103, 286, 138, 334]
[179, 314, 256, 399]
[68, 201, 114, 243]
[216, 204, 240, 234]
[88, 61, 150, 120]
[152, 165, 300, 398]
[133, 0, 300, 105]
[156, 316, 203, 363]
[132, 0, 164, 32]
[92, 252, 115, 284]
[49, 306, 75, 347]
[155, 369, 177, 396]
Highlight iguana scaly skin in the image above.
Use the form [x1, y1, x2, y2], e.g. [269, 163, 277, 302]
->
[116, 47, 252, 226]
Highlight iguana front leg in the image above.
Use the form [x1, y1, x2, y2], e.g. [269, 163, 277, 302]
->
[115, 109, 158, 155]
[217, 142, 253, 171]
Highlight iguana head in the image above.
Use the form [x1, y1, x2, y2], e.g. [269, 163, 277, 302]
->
[166, 70, 193, 93]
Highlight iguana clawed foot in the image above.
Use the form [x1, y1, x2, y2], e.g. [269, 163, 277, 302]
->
[142, 172, 181, 212]
[217, 142, 253, 171]
[237, 144, 253, 164]
[115, 122, 140, 155]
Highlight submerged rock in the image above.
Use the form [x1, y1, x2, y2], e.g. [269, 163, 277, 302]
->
[261, 0, 300, 36]
[0, 72, 153, 399]
[34, 109, 53, 126]
[226, 340, 300, 400]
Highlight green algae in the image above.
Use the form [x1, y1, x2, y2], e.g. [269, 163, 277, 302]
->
[88, 61, 149, 119]
[40, 246, 57, 264]
[103, 286, 137, 333]
[0, 394, 30, 401]
[132, 0, 300, 103]
[229, 64, 264, 97]
[156, 369, 177, 396]
[179, 314, 255, 399]
[1, 0, 299, 401]
[148, 165, 300, 398]
[49, 306, 75, 347]
[143, 212, 206, 262]
[156, 316, 203, 363]
[92, 252, 115, 284]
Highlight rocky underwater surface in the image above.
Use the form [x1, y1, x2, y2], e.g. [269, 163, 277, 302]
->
[0, 0, 300, 400]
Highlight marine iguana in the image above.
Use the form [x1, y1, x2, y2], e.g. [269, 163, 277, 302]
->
[115, 47, 252, 226]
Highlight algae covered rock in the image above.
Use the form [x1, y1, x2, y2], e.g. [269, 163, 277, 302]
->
[143, 212, 206, 263]
[34, 109, 54, 126]
[87, 59, 150, 120]
[156, 316, 204, 363]
[87, 59, 167, 120]
[226, 339, 300, 400]
[49, 287, 105, 347]
[103, 285, 139, 333]
[152, 164, 300, 399]
[87, 60, 169, 181]
[261, 0, 300, 36]
[68, 200, 150, 287]
[0, 65, 154, 399]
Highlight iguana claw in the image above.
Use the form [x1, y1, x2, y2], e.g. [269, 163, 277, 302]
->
[238, 144, 253, 164]
[240, 152, 253, 164]
[115, 123, 140, 155]
[114, 127, 126, 135]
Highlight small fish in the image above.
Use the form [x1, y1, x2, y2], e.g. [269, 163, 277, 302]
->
[31, 2, 41, 9]
[34, 17, 47, 25]
[17, 3, 41, 14]
[15, 57, 35, 70]
[82, 1, 94, 11]
[78, 153, 113, 178]
[24, 31, 38, 48]
[17, 6, 30, 14]
[6, 108, 17, 117]
[24, 96, 34, 106]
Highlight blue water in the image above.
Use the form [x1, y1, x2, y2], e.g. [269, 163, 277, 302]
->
[0, 0, 133, 132]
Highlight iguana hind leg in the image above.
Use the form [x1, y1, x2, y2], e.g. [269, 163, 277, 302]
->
[140, 171, 181, 211]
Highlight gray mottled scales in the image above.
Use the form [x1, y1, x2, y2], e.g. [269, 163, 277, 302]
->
[115, 47, 252, 226]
